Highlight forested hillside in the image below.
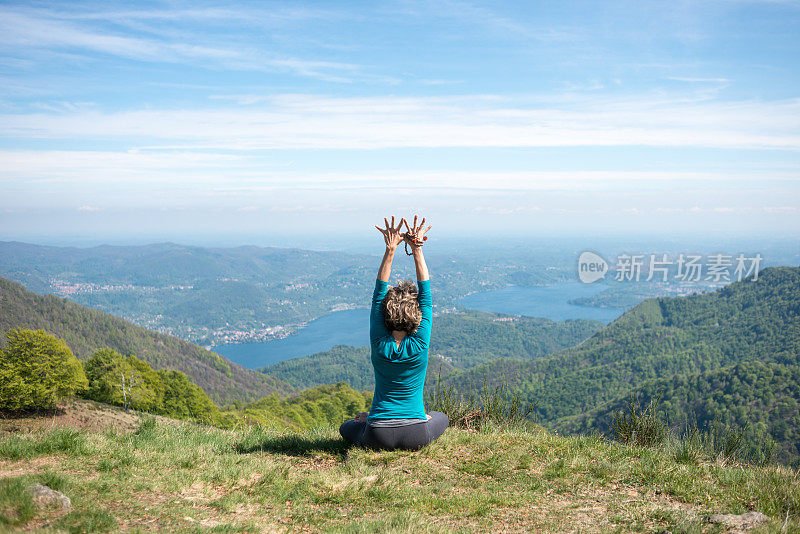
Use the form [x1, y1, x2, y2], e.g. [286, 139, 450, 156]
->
[440, 267, 800, 461]
[0, 277, 291, 405]
[229, 382, 373, 429]
[262, 311, 601, 390]
[263, 345, 458, 391]
[561, 361, 800, 465]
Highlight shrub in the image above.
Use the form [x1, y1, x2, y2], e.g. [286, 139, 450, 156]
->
[670, 417, 750, 465]
[425, 370, 535, 430]
[703, 417, 746, 463]
[0, 329, 87, 412]
[671, 425, 703, 465]
[610, 393, 666, 447]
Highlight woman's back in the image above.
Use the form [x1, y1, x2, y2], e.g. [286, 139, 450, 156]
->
[339, 215, 447, 451]
[368, 278, 432, 421]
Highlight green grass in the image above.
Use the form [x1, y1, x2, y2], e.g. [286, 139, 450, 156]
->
[0, 428, 90, 461]
[0, 417, 798, 533]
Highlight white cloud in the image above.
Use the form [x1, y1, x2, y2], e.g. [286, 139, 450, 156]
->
[2, 151, 795, 190]
[1, 94, 799, 150]
[668, 76, 731, 83]
[763, 206, 797, 213]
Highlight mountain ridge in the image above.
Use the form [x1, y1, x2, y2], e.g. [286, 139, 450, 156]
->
[0, 276, 292, 405]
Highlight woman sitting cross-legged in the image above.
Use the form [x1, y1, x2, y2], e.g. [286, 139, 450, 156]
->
[339, 215, 449, 450]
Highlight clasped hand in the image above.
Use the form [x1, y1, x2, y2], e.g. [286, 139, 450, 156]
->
[374, 215, 432, 251]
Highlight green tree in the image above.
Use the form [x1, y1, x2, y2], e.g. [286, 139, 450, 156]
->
[0, 328, 88, 412]
[127, 354, 165, 412]
[158, 369, 221, 424]
[83, 348, 159, 411]
[232, 382, 372, 429]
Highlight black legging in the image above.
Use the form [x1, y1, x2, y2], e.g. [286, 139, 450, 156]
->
[339, 411, 449, 451]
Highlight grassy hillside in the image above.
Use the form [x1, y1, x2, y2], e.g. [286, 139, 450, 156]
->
[263, 311, 601, 390]
[0, 406, 798, 532]
[0, 277, 291, 405]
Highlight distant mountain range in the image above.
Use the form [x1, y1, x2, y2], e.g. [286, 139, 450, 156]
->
[0, 241, 375, 344]
[0, 241, 569, 345]
[0, 276, 291, 405]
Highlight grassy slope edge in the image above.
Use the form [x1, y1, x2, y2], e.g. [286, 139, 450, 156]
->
[0, 404, 798, 533]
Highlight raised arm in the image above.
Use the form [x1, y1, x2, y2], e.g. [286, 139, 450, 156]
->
[403, 215, 431, 282]
[412, 248, 429, 281]
[404, 216, 432, 350]
[371, 217, 406, 344]
[377, 247, 395, 282]
[374, 216, 406, 282]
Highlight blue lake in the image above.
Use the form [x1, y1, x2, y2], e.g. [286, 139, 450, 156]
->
[214, 282, 625, 369]
[213, 308, 370, 370]
[459, 282, 624, 324]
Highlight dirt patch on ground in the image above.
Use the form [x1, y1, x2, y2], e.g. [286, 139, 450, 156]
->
[0, 399, 144, 435]
[0, 456, 73, 479]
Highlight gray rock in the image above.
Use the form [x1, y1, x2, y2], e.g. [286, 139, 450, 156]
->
[27, 484, 72, 513]
[707, 511, 769, 530]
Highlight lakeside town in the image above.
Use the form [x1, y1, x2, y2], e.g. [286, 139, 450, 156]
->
[43, 274, 721, 349]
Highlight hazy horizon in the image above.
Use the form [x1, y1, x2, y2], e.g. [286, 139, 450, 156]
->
[1, 233, 797, 263]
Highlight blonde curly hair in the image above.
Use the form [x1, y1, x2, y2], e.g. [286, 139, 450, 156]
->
[382, 280, 422, 334]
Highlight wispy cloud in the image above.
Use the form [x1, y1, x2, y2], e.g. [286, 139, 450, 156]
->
[668, 76, 732, 83]
[0, 6, 369, 82]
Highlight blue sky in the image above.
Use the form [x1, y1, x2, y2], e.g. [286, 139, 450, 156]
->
[0, 0, 798, 244]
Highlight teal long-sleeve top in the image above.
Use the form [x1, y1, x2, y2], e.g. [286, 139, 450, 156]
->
[367, 278, 432, 421]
